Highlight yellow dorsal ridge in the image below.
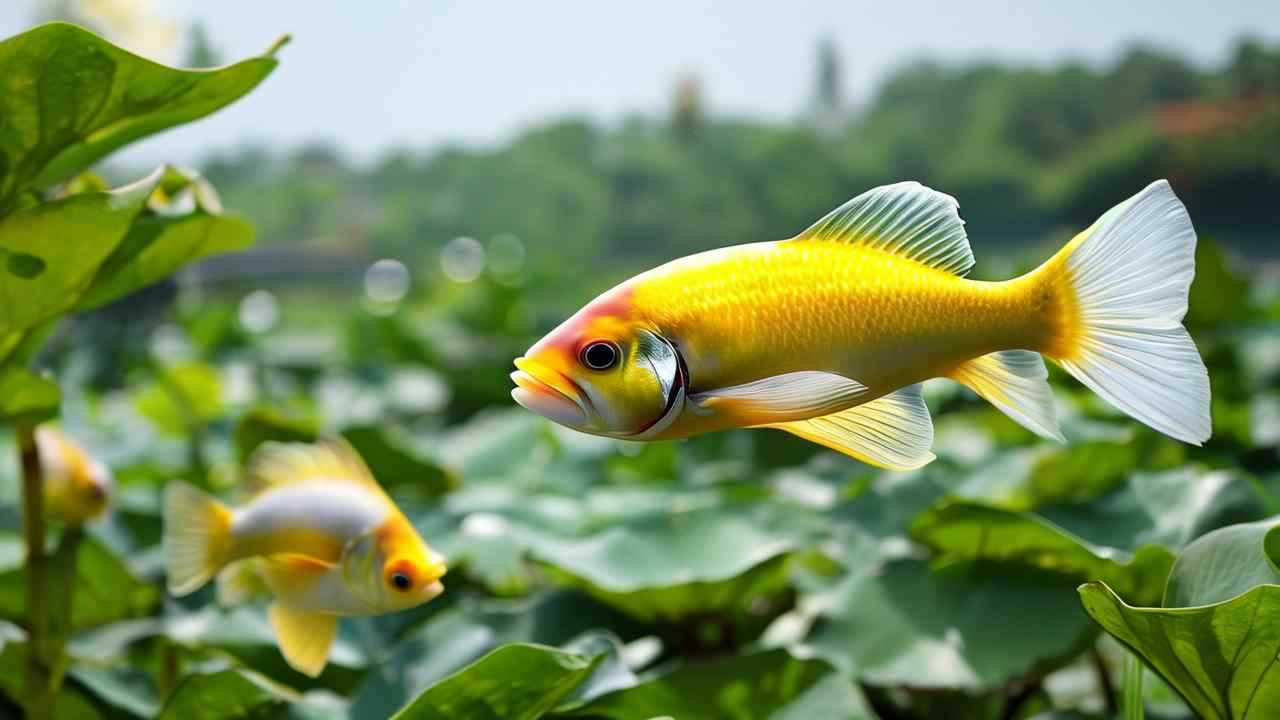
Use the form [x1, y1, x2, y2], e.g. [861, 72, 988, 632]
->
[789, 181, 975, 276]
[246, 438, 387, 499]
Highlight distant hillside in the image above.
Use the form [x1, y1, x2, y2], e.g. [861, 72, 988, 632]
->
[191, 37, 1280, 284]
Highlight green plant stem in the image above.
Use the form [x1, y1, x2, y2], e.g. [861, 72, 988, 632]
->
[46, 526, 83, 693]
[1123, 652, 1145, 720]
[18, 423, 53, 720]
[159, 641, 180, 700]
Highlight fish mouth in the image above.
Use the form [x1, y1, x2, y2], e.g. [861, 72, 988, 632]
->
[510, 357, 590, 427]
[422, 580, 445, 602]
[421, 551, 448, 584]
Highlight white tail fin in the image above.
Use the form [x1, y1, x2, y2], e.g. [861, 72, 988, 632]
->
[1036, 180, 1211, 445]
[163, 481, 232, 596]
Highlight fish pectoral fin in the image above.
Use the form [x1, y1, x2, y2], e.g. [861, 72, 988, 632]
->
[947, 350, 1065, 442]
[787, 182, 974, 276]
[765, 384, 935, 470]
[268, 602, 337, 678]
[259, 553, 335, 600]
[691, 371, 868, 425]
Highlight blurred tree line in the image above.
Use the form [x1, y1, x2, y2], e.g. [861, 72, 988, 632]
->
[196, 36, 1280, 292]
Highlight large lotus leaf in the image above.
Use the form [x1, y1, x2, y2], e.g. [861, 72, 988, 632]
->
[525, 507, 801, 622]
[0, 23, 282, 207]
[0, 170, 157, 361]
[0, 531, 157, 630]
[0, 364, 59, 424]
[1163, 518, 1280, 607]
[390, 643, 603, 720]
[76, 168, 255, 311]
[1040, 469, 1267, 554]
[1078, 518, 1280, 720]
[349, 590, 640, 719]
[801, 559, 1095, 690]
[1079, 583, 1280, 720]
[157, 669, 289, 720]
[912, 500, 1175, 605]
[436, 408, 550, 481]
[566, 648, 878, 720]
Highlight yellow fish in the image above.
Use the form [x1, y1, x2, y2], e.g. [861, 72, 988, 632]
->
[35, 426, 112, 524]
[512, 180, 1210, 468]
[162, 439, 447, 676]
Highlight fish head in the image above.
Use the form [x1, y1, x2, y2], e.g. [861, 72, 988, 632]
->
[343, 516, 446, 612]
[72, 458, 113, 521]
[35, 426, 112, 524]
[512, 292, 685, 438]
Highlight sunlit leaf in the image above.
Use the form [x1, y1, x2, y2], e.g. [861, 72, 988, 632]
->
[1080, 583, 1280, 720]
[0, 23, 283, 208]
[1080, 518, 1280, 720]
[0, 170, 158, 363]
[77, 169, 255, 311]
[390, 643, 602, 720]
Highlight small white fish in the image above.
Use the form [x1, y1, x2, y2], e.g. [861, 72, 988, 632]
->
[163, 439, 446, 676]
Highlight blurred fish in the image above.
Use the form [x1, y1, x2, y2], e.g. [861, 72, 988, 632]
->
[512, 180, 1211, 468]
[163, 439, 447, 676]
[35, 426, 112, 524]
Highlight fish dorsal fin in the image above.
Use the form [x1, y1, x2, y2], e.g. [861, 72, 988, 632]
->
[268, 601, 338, 677]
[246, 439, 387, 500]
[766, 385, 935, 470]
[789, 182, 974, 276]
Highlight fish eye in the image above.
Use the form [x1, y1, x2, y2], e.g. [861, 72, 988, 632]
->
[390, 571, 412, 591]
[580, 341, 619, 371]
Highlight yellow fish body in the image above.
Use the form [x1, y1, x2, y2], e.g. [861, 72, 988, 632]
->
[162, 439, 446, 676]
[35, 426, 112, 524]
[512, 180, 1210, 468]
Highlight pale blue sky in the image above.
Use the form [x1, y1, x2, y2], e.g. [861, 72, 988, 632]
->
[2, 1, 1279, 168]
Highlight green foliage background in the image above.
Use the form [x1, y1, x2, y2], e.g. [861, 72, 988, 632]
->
[1, 20, 1280, 720]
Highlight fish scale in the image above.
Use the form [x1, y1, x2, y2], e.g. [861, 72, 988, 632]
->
[632, 240, 1036, 394]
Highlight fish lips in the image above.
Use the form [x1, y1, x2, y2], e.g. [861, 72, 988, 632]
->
[510, 357, 589, 427]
